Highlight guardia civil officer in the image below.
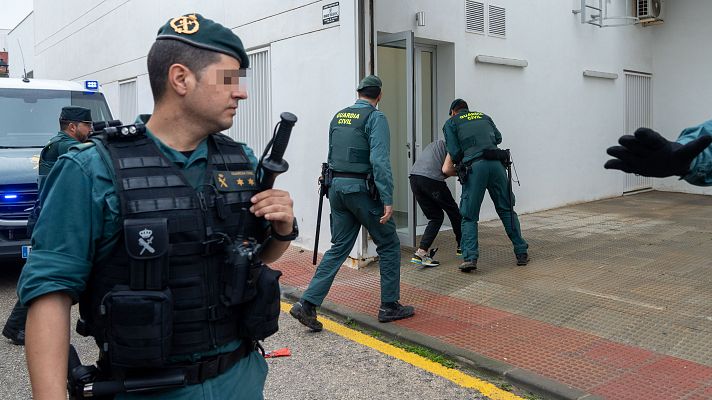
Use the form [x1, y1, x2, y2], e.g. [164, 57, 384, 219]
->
[18, 14, 296, 399]
[408, 139, 462, 267]
[605, 122, 712, 183]
[443, 99, 529, 272]
[2, 106, 93, 346]
[290, 75, 415, 331]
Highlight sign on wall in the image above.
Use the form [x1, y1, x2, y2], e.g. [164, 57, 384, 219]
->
[322, 2, 340, 25]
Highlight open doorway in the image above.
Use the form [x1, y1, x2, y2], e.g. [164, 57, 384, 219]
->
[376, 31, 456, 247]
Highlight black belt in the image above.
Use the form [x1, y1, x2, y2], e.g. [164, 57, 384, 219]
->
[181, 339, 259, 385]
[332, 171, 368, 179]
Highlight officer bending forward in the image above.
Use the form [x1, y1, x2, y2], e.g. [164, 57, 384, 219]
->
[18, 14, 296, 400]
[290, 75, 415, 331]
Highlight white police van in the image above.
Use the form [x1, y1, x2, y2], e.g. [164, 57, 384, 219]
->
[0, 78, 113, 259]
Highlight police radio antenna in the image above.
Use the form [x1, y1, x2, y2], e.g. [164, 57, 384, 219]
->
[17, 39, 29, 82]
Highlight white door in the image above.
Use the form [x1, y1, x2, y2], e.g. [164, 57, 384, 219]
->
[624, 71, 653, 192]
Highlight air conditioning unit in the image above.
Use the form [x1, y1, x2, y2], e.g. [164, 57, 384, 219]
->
[637, 0, 662, 20]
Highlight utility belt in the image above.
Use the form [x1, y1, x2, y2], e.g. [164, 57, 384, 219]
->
[328, 169, 380, 201]
[456, 148, 512, 184]
[331, 171, 368, 179]
[68, 340, 259, 399]
[482, 148, 511, 166]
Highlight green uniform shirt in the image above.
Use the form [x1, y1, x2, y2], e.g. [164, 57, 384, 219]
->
[443, 109, 502, 164]
[679, 119, 712, 186]
[352, 99, 394, 205]
[18, 115, 267, 400]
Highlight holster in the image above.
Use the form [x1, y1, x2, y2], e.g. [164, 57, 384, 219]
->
[319, 163, 332, 198]
[366, 173, 380, 201]
[455, 163, 471, 184]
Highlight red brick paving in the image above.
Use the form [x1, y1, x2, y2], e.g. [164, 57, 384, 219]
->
[274, 248, 712, 399]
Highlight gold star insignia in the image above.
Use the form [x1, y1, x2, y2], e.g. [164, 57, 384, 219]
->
[248, 178, 255, 186]
[237, 179, 244, 186]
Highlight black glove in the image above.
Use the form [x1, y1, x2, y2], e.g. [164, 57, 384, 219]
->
[604, 127, 712, 178]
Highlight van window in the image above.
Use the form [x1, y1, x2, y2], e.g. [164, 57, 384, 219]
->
[0, 89, 112, 147]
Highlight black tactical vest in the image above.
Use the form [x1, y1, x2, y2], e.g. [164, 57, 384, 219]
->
[37, 134, 65, 192]
[77, 132, 267, 368]
[328, 105, 376, 173]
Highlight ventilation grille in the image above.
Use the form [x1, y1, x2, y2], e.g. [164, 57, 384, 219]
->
[228, 49, 272, 153]
[637, 0, 649, 17]
[488, 5, 506, 37]
[465, 1, 485, 33]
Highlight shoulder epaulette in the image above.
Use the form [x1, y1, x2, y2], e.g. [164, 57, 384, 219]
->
[69, 142, 97, 152]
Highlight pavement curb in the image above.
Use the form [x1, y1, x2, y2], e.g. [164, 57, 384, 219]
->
[281, 285, 602, 400]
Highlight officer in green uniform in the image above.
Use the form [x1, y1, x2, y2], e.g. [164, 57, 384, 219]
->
[443, 99, 528, 272]
[2, 106, 92, 346]
[18, 14, 296, 400]
[290, 75, 415, 331]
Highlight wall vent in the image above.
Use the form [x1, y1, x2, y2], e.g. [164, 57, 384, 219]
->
[488, 5, 506, 37]
[465, 1, 485, 34]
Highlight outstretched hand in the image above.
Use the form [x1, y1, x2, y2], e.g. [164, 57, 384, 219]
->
[604, 127, 712, 178]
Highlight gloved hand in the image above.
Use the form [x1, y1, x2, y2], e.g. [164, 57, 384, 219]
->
[604, 127, 712, 177]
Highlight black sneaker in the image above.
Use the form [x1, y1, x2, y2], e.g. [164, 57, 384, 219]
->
[2, 327, 24, 346]
[516, 253, 529, 266]
[458, 260, 478, 273]
[289, 301, 323, 332]
[378, 302, 415, 323]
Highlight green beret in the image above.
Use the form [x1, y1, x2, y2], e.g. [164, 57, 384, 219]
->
[357, 75, 383, 90]
[60, 106, 92, 123]
[156, 13, 249, 68]
[449, 99, 467, 114]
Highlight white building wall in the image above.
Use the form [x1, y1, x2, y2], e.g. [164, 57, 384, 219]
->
[375, 0, 655, 220]
[651, 0, 712, 195]
[25, 0, 710, 252]
[0, 29, 9, 51]
[7, 13, 34, 78]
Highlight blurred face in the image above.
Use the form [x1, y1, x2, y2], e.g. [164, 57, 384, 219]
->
[67, 121, 92, 142]
[186, 54, 248, 133]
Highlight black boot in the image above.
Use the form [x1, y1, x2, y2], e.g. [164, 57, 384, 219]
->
[289, 300, 323, 332]
[2, 300, 27, 345]
[516, 253, 529, 266]
[378, 301, 415, 323]
[458, 259, 478, 273]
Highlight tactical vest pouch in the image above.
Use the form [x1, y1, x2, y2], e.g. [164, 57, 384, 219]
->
[221, 241, 262, 306]
[238, 265, 282, 340]
[347, 147, 370, 164]
[102, 286, 173, 368]
[124, 218, 170, 290]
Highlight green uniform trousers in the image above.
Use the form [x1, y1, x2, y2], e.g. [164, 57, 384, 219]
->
[302, 178, 401, 305]
[460, 159, 528, 261]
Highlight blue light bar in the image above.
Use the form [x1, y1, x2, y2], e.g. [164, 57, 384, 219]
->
[3, 194, 18, 200]
[85, 80, 99, 91]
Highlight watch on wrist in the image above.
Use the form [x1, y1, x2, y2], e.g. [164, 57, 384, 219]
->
[272, 218, 299, 241]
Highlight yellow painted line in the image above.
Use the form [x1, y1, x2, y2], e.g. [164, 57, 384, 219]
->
[280, 301, 523, 400]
